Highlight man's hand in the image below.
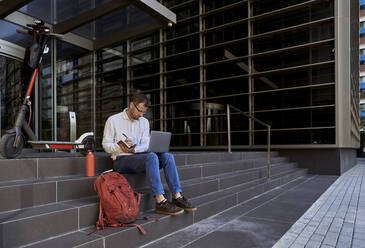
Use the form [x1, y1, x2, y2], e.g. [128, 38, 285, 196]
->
[129, 144, 136, 153]
[117, 140, 136, 153]
[125, 138, 133, 147]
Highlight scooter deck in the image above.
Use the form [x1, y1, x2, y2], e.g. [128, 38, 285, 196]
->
[28, 141, 80, 145]
[28, 140, 84, 150]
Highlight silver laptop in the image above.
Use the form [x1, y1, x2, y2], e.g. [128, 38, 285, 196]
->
[137, 131, 171, 153]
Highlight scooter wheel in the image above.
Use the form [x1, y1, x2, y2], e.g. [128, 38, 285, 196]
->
[0, 133, 24, 159]
[80, 135, 95, 156]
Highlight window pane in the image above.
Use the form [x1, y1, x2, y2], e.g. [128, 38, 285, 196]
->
[56, 40, 92, 141]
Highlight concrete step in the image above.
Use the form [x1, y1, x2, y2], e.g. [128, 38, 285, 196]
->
[0, 159, 293, 213]
[0, 151, 293, 247]
[0, 175, 96, 213]
[173, 156, 289, 181]
[0, 164, 302, 247]
[18, 162, 298, 232]
[173, 151, 281, 166]
[21, 169, 307, 248]
[0, 203, 79, 248]
[0, 155, 112, 183]
[0, 152, 281, 183]
[23, 231, 103, 248]
[189, 167, 307, 215]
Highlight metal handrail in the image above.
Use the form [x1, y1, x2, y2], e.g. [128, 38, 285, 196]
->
[226, 104, 271, 179]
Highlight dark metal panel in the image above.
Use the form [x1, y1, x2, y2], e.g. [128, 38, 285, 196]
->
[0, 0, 32, 18]
[53, 0, 133, 34]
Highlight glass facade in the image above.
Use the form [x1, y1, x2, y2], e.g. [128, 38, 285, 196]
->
[124, 0, 337, 147]
[95, 44, 127, 147]
[38, 40, 52, 140]
[0, 0, 360, 150]
[0, 55, 30, 134]
[56, 41, 93, 141]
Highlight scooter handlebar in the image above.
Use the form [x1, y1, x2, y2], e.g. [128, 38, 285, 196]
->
[16, 29, 30, 35]
[16, 29, 64, 39]
[48, 32, 64, 39]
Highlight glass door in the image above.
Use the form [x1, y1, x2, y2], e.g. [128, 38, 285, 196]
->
[0, 54, 32, 137]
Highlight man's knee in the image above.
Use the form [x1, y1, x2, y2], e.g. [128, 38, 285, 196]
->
[146, 152, 159, 165]
[163, 152, 173, 159]
[159, 153, 175, 165]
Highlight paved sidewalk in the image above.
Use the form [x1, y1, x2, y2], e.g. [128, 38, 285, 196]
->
[273, 161, 365, 248]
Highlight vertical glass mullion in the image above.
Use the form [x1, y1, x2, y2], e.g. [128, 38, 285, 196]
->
[160, 28, 166, 131]
[199, 0, 206, 146]
[248, 0, 254, 145]
[51, 37, 57, 141]
[92, 51, 96, 136]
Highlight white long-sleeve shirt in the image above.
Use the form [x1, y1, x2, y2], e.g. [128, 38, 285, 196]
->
[102, 108, 150, 160]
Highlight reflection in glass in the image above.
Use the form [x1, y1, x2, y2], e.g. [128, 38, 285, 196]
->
[19, 0, 52, 24]
[0, 56, 26, 135]
[73, 5, 158, 40]
[39, 41, 52, 140]
[0, 20, 34, 48]
[95, 44, 126, 147]
[56, 40, 92, 141]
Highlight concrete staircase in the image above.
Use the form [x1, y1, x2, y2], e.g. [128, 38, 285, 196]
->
[0, 152, 309, 248]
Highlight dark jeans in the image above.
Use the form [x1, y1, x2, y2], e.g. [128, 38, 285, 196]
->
[114, 152, 182, 196]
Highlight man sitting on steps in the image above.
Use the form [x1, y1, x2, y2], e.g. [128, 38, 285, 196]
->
[102, 93, 197, 215]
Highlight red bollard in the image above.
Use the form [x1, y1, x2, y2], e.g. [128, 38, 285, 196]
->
[86, 151, 95, 177]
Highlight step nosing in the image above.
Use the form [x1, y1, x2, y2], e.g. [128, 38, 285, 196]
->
[193, 168, 306, 201]
[179, 162, 298, 183]
[179, 158, 289, 168]
[0, 201, 61, 216]
[0, 175, 92, 187]
[0, 207, 75, 224]
[20, 230, 89, 248]
[60, 201, 98, 208]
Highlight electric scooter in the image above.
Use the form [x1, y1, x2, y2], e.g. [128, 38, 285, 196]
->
[0, 20, 95, 159]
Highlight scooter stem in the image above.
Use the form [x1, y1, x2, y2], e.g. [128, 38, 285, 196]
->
[24, 67, 39, 103]
[13, 104, 28, 147]
[12, 67, 39, 147]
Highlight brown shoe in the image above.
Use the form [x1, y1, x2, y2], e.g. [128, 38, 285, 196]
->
[172, 196, 197, 211]
[155, 200, 184, 215]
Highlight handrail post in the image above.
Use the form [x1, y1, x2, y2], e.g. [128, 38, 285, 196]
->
[227, 104, 231, 153]
[267, 126, 271, 179]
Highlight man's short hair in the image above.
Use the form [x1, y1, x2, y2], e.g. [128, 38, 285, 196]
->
[130, 93, 149, 107]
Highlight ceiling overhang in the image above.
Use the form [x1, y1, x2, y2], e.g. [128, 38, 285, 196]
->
[53, 0, 133, 35]
[1, 0, 176, 51]
[0, 0, 32, 19]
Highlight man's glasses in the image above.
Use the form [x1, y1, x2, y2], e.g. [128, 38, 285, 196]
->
[133, 102, 147, 114]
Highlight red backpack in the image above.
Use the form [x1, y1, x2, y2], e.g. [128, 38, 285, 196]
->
[94, 171, 148, 234]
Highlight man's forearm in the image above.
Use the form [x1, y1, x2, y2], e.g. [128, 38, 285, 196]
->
[102, 142, 121, 154]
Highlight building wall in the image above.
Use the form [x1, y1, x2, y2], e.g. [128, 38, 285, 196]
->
[335, 0, 360, 148]
[125, 0, 339, 149]
[280, 148, 356, 175]
[0, 0, 359, 157]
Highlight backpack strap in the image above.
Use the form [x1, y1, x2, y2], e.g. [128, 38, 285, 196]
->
[88, 201, 106, 235]
[96, 201, 106, 230]
[109, 223, 147, 235]
[137, 217, 160, 221]
[135, 192, 141, 205]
